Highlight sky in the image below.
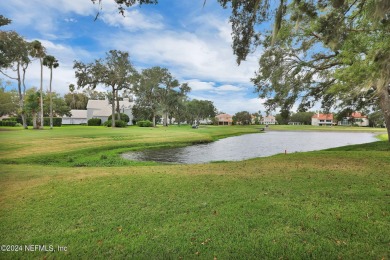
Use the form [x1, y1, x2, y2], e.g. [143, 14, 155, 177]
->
[0, 0, 269, 115]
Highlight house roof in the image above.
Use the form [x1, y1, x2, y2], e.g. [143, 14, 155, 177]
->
[64, 109, 87, 119]
[216, 113, 232, 121]
[351, 112, 367, 118]
[263, 116, 275, 120]
[312, 113, 333, 120]
[87, 98, 134, 117]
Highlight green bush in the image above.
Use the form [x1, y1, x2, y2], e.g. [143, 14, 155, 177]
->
[15, 116, 32, 126]
[108, 113, 130, 123]
[2, 117, 17, 122]
[103, 120, 127, 127]
[88, 118, 102, 126]
[43, 117, 62, 127]
[0, 120, 17, 126]
[137, 120, 153, 127]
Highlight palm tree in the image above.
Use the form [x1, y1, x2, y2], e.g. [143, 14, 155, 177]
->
[30, 40, 46, 129]
[43, 55, 59, 129]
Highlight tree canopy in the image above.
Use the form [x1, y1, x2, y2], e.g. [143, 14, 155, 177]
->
[93, 1, 390, 140]
[0, 22, 31, 128]
[133, 66, 191, 127]
[74, 50, 137, 127]
[218, 0, 390, 140]
[233, 111, 252, 125]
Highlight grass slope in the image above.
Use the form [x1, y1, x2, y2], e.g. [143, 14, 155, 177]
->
[0, 125, 389, 259]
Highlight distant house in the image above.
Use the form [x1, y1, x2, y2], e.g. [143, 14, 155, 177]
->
[62, 98, 134, 125]
[338, 112, 369, 127]
[311, 113, 334, 126]
[260, 115, 277, 125]
[87, 98, 134, 125]
[198, 118, 213, 125]
[215, 114, 232, 125]
[288, 121, 303, 125]
[62, 110, 88, 125]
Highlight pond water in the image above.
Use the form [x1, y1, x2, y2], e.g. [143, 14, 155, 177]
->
[121, 131, 378, 164]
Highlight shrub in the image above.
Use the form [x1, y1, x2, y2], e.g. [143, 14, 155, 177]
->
[43, 117, 62, 127]
[0, 120, 17, 126]
[137, 120, 153, 127]
[108, 113, 130, 123]
[15, 115, 32, 126]
[2, 117, 17, 122]
[88, 118, 102, 126]
[103, 120, 127, 127]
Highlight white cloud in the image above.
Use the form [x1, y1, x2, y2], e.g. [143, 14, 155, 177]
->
[215, 84, 242, 92]
[10, 39, 95, 95]
[105, 27, 258, 84]
[64, 18, 77, 23]
[187, 80, 215, 91]
[101, 8, 164, 31]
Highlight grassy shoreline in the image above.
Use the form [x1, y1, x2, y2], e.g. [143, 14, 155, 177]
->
[0, 125, 389, 259]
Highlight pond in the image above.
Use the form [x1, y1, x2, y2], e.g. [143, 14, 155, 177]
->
[121, 131, 378, 164]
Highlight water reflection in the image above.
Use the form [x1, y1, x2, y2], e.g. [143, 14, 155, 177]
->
[121, 131, 377, 164]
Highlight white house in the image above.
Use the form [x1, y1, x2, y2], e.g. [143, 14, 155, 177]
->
[312, 113, 334, 126]
[338, 112, 369, 127]
[62, 110, 88, 125]
[260, 115, 277, 125]
[62, 98, 135, 125]
[87, 98, 134, 125]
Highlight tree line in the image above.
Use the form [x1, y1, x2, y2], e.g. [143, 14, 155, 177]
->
[96, 0, 389, 139]
[0, 15, 218, 128]
[0, 16, 59, 129]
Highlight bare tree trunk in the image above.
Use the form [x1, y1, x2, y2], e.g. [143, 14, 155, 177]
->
[116, 90, 120, 121]
[379, 84, 390, 143]
[49, 68, 53, 129]
[22, 64, 28, 129]
[39, 57, 44, 129]
[111, 86, 116, 128]
[152, 111, 156, 127]
[163, 111, 168, 127]
[32, 112, 37, 129]
[17, 65, 27, 129]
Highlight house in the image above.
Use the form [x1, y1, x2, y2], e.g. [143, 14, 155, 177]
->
[260, 115, 277, 125]
[87, 98, 134, 125]
[311, 113, 334, 126]
[62, 98, 135, 125]
[338, 112, 369, 127]
[198, 118, 213, 125]
[215, 113, 232, 125]
[62, 110, 88, 125]
[288, 121, 303, 125]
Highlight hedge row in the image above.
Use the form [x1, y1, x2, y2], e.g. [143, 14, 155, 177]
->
[137, 120, 153, 127]
[43, 117, 62, 127]
[0, 121, 17, 126]
[103, 120, 127, 128]
[108, 113, 130, 123]
[2, 117, 18, 122]
[0, 117, 62, 127]
[88, 118, 101, 126]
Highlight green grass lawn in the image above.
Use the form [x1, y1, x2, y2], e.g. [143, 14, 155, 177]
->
[0, 125, 389, 259]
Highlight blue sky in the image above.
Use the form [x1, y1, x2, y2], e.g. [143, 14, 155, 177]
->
[0, 0, 268, 114]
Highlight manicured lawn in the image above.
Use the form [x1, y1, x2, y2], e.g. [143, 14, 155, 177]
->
[0, 125, 389, 259]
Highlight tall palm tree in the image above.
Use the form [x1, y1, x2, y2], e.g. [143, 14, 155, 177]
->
[43, 55, 59, 129]
[30, 40, 46, 129]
